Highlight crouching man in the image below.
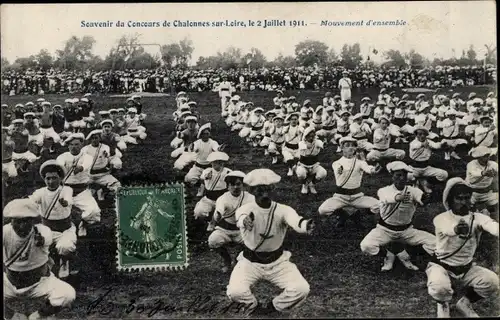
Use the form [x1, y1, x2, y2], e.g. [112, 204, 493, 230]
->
[226, 168, 314, 316]
[3, 198, 76, 320]
[426, 177, 499, 318]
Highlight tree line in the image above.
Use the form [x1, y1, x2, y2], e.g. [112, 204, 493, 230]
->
[1, 34, 496, 73]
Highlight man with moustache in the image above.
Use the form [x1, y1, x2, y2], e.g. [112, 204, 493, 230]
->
[426, 178, 499, 318]
[226, 168, 314, 316]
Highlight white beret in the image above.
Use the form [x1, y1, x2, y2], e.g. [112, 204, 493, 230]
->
[83, 93, 92, 97]
[265, 110, 277, 116]
[333, 95, 341, 99]
[325, 106, 335, 112]
[36, 98, 45, 102]
[285, 112, 300, 122]
[339, 136, 358, 144]
[41, 101, 51, 106]
[3, 198, 40, 219]
[244, 168, 281, 187]
[86, 129, 102, 140]
[416, 94, 425, 99]
[361, 97, 371, 102]
[80, 98, 89, 103]
[231, 95, 240, 101]
[303, 126, 316, 139]
[452, 93, 460, 98]
[445, 109, 457, 116]
[303, 99, 311, 106]
[197, 123, 211, 138]
[289, 96, 296, 100]
[380, 88, 387, 93]
[23, 112, 35, 118]
[64, 99, 73, 103]
[25, 102, 34, 106]
[98, 111, 110, 115]
[413, 125, 429, 134]
[386, 161, 413, 173]
[187, 101, 197, 106]
[207, 151, 229, 162]
[116, 108, 125, 112]
[315, 106, 324, 113]
[100, 120, 114, 127]
[127, 108, 137, 113]
[442, 177, 471, 211]
[378, 115, 391, 123]
[39, 159, 66, 178]
[12, 119, 24, 124]
[108, 109, 117, 113]
[468, 92, 477, 99]
[253, 107, 264, 113]
[53, 104, 62, 109]
[273, 115, 284, 122]
[376, 101, 386, 106]
[2, 104, 8, 108]
[183, 116, 197, 123]
[177, 91, 187, 96]
[339, 110, 351, 117]
[469, 146, 492, 158]
[15, 104, 23, 108]
[64, 132, 85, 144]
[472, 98, 484, 105]
[352, 113, 363, 120]
[132, 95, 141, 100]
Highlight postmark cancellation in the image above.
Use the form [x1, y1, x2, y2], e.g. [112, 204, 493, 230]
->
[115, 183, 188, 271]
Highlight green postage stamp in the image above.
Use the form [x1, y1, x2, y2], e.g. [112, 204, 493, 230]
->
[115, 184, 188, 271]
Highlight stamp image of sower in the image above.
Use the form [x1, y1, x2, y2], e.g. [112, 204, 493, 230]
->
[115, 184, 188, 271]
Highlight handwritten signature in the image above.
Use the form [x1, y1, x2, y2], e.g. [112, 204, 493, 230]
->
[85, 287, 251, 317]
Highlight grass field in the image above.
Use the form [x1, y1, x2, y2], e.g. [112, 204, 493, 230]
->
[2, 85, 499, 319]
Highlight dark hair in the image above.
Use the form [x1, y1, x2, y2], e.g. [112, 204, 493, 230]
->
[448, 183, 472, 204]
[225, 176, 243, 185]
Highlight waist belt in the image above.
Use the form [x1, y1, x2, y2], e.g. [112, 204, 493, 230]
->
[90, 167, 111, 175]
[217, 219, 239, 231]
[323, 125, 335, 130]
[362, 115, 370, 119]
[42, 216, 72, 233]
[66, 183, 88, 196]
[275, 141, 284, 145]
[243, 246, 284, 264]
[410, 160, 429, 168]
[40, 125, 52, 129]
[284, 142, 298, 150]
[195, 162, 211, 169]
[335, 187, 361, 195]
[378, 219, 412, 232]
[433, 257, 473, 276]
[300, 155, 319, 166]
[373, 147, 388, 151]
[205, 189, 226, 201]
[128, 128, 138, 132]
[238, 122, 245, 125]
[472, 186, 492, 194]
[353, 136, 367, 140]
[3, 158, 12, 163]
[252, 126, 263, 131]
[338, 131, 349, 137]
[6, 262, 50, 289]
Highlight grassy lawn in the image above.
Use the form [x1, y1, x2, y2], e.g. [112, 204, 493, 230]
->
[2, 85, 498, 318]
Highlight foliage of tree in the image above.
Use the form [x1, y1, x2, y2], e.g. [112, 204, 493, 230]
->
[295, 40, 329, 67]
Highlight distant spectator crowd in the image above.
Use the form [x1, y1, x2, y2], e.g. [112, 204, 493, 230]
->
[1, 65, 496, 96]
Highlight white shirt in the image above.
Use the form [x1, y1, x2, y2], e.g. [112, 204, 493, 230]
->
[201, 167, 232, 191]
[56, 151, 93, 184]
[409, 139, 441, 162]
[298, 139, 323, 158]
[283, 125, 302, 144]
[474, 126, 496, 147]
[82, 143, 111, 171]
[466, 160, 498, 189]
[332, 157, 376, 189]
[236, 201, 309, 252]
[433, 210, 498, 266]
[30, 186, 74, 220]
[193, 139, 219, 165]
[338, 78, 352, 90]
[215, 191, 255, 225]
[376, 185, 424, 226]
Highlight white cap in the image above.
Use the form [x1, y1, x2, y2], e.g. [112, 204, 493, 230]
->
[361, 97, 371, 102]
[3, 198, 39, 218]
[442, 177, 472, 211]
[64, 132, 85, 145]
[452, 93, 460, 98]
[12, 119, 24, 124]
[315, 106, 324, 113]
[72, 98, 80, 103]
[86, 130, 102, 140]
[386, 161, 413, 173]
[132, 95, 141, 100]
[273, 115, 284, 122]
[472, 98, 484, 105]
[339, 110, 351, 117]
[413, 125, 429, 134]
[378, 115, 391, 123]
[177, 91, 187, 96]
[25, 102, 34, 106]
[416, 94, 425, 99]
[339, 136, 357, 144]
[23, 112, 35, 118]
[352, 113, 363, 121]
[39, 159, 66, 178]
[225, 170, 246, 181]
[98, 111, 110, 115]
[100, 120, 114, 127]
[185, 116, 198, 123]
[468, 92, 477, 99]
[197, 123, 211, 138]
[80, 98, 89, 103]
[83, 93, 92, 97]
[41, 101, 51, 106]
[244, 168, 281, 186]
[445, 109, 457, 116]
[207, 151, 229, 162]
[253, 107, 264, 113]
[187, 101, 197, 106]
[376, 101, 386, 106]
[36, 98, 45, 102]
[65, 98, 73, 103]
[109, 109, 118, 113]
[487, 92, 494, 98]
[325, 106, 335, 112]
[14, 104, 23, 108]
[231, 95, 240, 101]
[469, 146, 492, 158]
[285, 112, 300, 122]
[303, 127, 316, 140]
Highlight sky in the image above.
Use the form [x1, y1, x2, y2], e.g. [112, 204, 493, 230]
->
[1, 2, 497, 65]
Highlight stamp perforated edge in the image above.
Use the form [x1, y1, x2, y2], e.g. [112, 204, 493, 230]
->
[114, 182, 189, 272]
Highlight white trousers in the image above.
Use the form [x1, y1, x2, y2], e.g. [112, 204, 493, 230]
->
[52, 225, 77, 255]
[2, 161, 18, 178]
[208, 227, 242, 248]
[227, 251, 310, 312]
[73, 189, 101, 224]
[366, 148, 405, 162]
[296, 163, 327, 181]
[194, 196, 216, 219]
[318, 192, 378, 215]
[408, 166, 448, 181]
[4, 272, 76, 308]
[426, 262, 499, 303]
[360, 224, 436, 256]
[90, 172, 121, 192]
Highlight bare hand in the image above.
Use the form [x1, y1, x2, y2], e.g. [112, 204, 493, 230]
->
[59, 198, 69, 207]
[306, 219, 315, 235]
[73, 166, 84, 174]
[395, 192, 412, 203]
[337, 165, 344, 176]
[205, 171, 213, 180]
[454, 220, 469, 237]
[243, 212, 255, 231]
[34, 227, 45, 247]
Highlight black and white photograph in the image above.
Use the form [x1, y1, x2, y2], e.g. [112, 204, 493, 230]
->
[1, 2, 498, 319]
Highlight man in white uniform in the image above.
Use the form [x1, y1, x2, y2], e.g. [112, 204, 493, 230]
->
[208, 171, 255, 273]
[426, 178, 499, 318]
[3, 199, 76, 320]
[227, 169, 314, 316]
[338, 71, 352, 104]
[361, 161, 434, 272]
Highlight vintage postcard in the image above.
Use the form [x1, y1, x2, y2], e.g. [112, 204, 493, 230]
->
[1, 2, 498, 319]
